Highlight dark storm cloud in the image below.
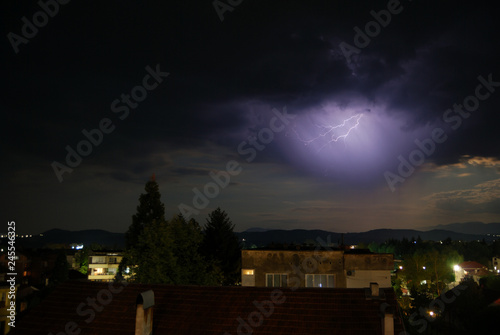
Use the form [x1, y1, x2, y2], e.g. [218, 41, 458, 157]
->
[435, 198, 500, 215]
[2, 0, 500, 233]
[169, 167, 211, 177]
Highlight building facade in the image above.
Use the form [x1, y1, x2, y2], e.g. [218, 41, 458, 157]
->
[241, 249, 394, 288]
[88, 250, 123, 282]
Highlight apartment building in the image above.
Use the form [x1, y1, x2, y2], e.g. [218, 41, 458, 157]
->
[241, 249, 394, 288]
[88, 250, 123, 282]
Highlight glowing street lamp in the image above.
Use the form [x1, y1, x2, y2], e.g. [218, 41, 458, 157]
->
[453, 265, 460, 271]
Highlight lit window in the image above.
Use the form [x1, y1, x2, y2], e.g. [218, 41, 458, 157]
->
[305, 274, 334, 288]
[266, 274, 287, 287]
[242, 269, 254, 276]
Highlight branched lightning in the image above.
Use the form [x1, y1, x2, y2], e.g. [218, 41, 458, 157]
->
[293, 113, 363, 151]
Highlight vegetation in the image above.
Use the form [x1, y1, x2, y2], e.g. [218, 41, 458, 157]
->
[119, 178, 240, 285]
[202, 207, 241, 285]
[51, 251, 69, 284]
[365, 237, 500, 334]
[125, 177, 165, 250]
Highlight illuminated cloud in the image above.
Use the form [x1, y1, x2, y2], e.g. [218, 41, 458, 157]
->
[423, 178, 500, 213]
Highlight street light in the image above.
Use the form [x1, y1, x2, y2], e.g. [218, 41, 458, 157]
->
[453, 265, 460, 271]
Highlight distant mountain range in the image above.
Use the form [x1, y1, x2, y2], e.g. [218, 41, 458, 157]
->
[237, 228, 496, 248]
[423, 222, 500, 235]
[9, 225, 498, 249]
[13, 228, 125, 249]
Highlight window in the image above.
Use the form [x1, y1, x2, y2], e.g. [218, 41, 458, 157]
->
[94, 268, 104, 275]
[266, 273, 287, 287]
[108, 257, 117, 264]
[305, 274, 334, 288]
[92, 256, 106, 264]
[242, 269, 255, 286]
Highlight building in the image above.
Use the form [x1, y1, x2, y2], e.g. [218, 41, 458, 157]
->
[492, 256, 500, 274]
[454, 261, 489, 284]
[0, 252, 30, 284]
[0, 283, 18, 335]
[241, 249, 394, 289]
[12, 281, 405, 334]
[88, 250, 123, 282]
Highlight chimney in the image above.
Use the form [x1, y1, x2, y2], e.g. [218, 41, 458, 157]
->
[381, 307, 394, 335]
[370, 282, 379, 297]
[136, 290, 154, 335]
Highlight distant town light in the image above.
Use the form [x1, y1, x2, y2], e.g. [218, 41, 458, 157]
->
[429, 311, 434, 317]
[422, 266, 426, 270]
[453, 265, 460, 271]
[399, 266, 403, 270]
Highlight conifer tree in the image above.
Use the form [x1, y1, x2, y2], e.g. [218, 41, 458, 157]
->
[125, 174, 165, 249]
[202, 207, 241, 285]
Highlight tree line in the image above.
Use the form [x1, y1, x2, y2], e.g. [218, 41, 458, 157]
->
[117, 177, 241, 285]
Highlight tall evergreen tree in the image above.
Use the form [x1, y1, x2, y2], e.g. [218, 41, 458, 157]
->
[125, 214, 222, 285]
[125, 175, 165, 249]
[127, 218, 178, 284]
[120, 175, 166, 280]
[120, 177, 222, 285]
[168, 215, 223, 285]
[202, 207, 241, 285]
[52, 251, 69, 284]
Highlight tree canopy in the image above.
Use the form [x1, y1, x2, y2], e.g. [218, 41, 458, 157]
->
[202, 207, 241, 285]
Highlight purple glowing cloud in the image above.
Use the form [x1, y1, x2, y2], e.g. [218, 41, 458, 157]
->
[277, 100, 433, 184]
[292, 113, 363, 151]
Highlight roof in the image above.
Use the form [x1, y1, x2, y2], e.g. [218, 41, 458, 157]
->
[490, 298, 500, 307]
[14, 281, 404, 335]
[474, 268, 490, 277]
[459, 261, 487, 270]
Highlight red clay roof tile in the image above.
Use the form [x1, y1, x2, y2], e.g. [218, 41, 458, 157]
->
[14, 281, 404, 335]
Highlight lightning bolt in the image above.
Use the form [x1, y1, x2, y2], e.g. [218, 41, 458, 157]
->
[293, 113, 363, 151]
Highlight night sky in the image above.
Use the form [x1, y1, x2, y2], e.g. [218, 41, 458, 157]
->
[2, 0, 500, 234]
